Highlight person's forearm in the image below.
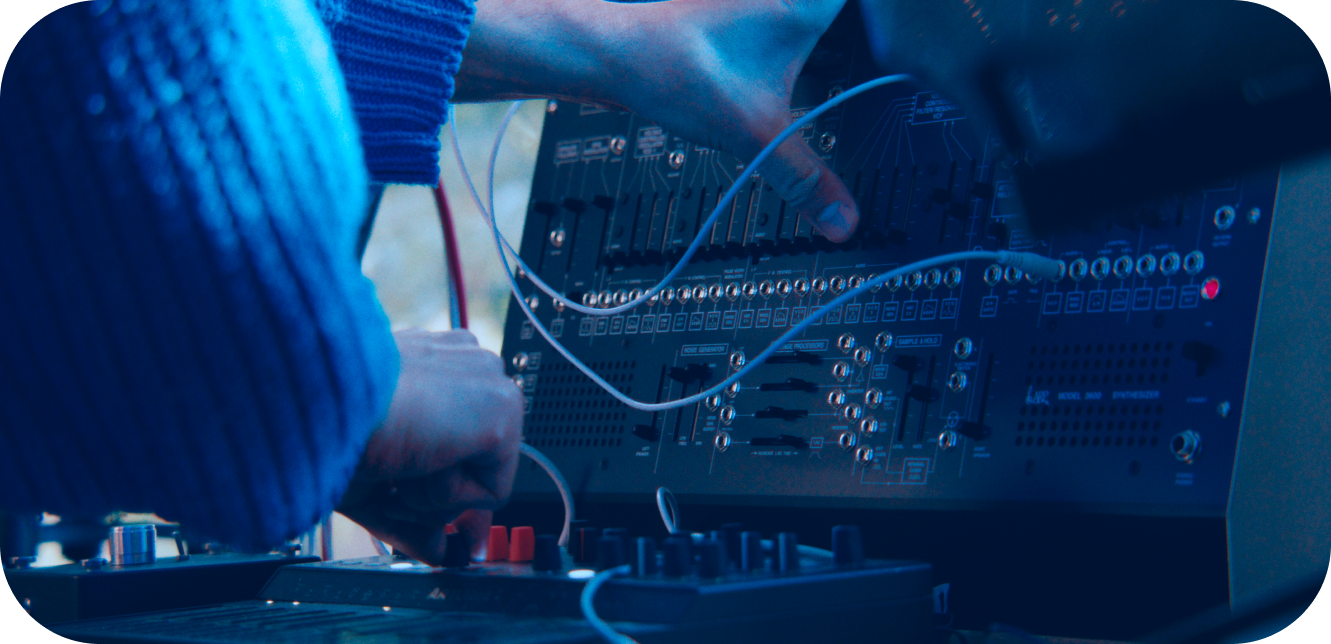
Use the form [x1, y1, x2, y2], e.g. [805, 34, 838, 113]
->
[452, 0, 659, 108]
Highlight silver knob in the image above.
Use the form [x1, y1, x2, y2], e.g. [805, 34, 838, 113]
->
[110, 525, 156, 566]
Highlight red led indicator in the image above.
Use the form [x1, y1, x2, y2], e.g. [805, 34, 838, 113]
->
[1201, 277, 1221, 301]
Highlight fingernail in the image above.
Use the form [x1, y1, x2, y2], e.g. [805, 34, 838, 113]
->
[817, 202, 854, 241]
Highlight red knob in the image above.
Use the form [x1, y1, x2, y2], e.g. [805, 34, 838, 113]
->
[509, 526, 535, 563]
[486, 526, 510, 562]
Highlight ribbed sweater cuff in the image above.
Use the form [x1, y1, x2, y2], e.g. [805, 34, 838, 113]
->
[318, 0, 475, 185]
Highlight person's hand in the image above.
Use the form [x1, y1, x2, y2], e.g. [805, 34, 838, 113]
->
[606, 0, 859, 242]
[455, 0, 858, 241]
[336, 329, 522, 565]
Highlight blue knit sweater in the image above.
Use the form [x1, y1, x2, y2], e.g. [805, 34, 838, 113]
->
[0, 0, 473, 550]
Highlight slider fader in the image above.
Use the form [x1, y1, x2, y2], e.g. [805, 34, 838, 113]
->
[50, 524, 933, 644]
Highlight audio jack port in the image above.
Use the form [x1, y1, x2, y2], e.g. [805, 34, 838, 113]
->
[853, 346, 872, 366]
[953, 337, 973, 360]
[938, 430, 960, 451]
[1172, 430, 1202, 464]
[706, 394, 722, 411]
[827, 389, 847, 407]
[842, 404, 864, 422]
[947, 372, 967, 392]
[864, 388, 884, 409]
[875, 332, 894, 351]
[715, 432, 731, 452]
[719, 406, 736, 425]
[855, 447, 874, 464]
[832, 361, 851, 381]
[1069, 258, 1089, 281]
[729, 351, 747, 370]
[838, 431, 857, 451]
[837, 333, 856, 353]
[726, 381, 741, 397]
[860, 417, 879, 435]
[1113, 256, 1134, 279]
[794, 279, 810, 297]
[1090, 257, 1111, 281]
[1159, 252, 1181, 277]
[944, 267, 963, 289]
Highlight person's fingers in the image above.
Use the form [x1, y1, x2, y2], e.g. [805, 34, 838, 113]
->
[349, 509, 451, 566]
[451, 509, 494, 561]
[759, 131, 859, 242]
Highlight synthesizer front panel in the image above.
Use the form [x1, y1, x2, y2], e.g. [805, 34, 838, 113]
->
[501, 7, 1277, 517]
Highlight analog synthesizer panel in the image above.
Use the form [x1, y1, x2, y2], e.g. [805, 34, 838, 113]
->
[500, 8, 1278, 518]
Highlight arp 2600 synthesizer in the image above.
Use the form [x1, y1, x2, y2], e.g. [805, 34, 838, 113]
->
[498, 2, 1331, 639]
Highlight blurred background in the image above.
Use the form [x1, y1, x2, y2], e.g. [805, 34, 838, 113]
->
[363, 100, 547, 354]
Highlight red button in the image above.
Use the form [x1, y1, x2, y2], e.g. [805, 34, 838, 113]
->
[1201, 277, 1221, 300]
[509, 526, 535, 563]
[444, 523, 457, 535]
[486, 526, 510, 562]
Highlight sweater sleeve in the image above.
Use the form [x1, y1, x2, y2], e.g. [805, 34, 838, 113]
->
[315, 0, 476, 185]
[0, 0, 399, 550]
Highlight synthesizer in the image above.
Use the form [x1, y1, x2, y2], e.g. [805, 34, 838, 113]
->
[48, 525, 933, 644]
[502, 9, 1269, 520]
[497, 2, 1330, 638]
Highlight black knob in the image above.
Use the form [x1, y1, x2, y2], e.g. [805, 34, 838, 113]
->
[532, 534, 563, 572]
[440, 532, 472, 568]
[696, 540, 724, 578]
[597, 535, 627, 571]
[709, 530, 733, 570]
[635, 537, 658, 576]
[662, 536, 693, 577]
[832, 525, 864, 567]
[740, 531, 765, 571]
[775, 532, 800, 573]
[719, 524, 744, 565]
[571, 527, 600, 564]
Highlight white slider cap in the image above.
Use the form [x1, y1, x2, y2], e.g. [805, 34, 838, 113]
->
[996, 251, 1063, 281]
